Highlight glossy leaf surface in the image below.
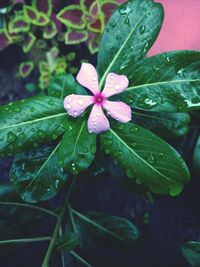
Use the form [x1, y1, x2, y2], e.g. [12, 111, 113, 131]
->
[133, 111, 190, 138]
[121, 51, 200, 112]
[56, 232, 80, 251]
[101, 122, 190, 196]
[182, 241, 200, 267]
[48, 74, 86, 99]
[58, 118, 96, 174]
[193, 135, 200, 174]
[73, 210, 139, 244]
[10, 145, 68, 203]
[97, 0, 164, 88]
[0, 96, 69, 156]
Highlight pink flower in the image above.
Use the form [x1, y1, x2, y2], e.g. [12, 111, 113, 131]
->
[64, 63, 131, 134]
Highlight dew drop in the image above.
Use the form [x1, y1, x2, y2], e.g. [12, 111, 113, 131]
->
[126, 170, 132, 178]
[78, 99, 84, 106]
[146, 153, 155, 164]
[7, 132, 17, 143]
[130, 126, 138, 133]
[115, 84, 120, 90]
[139, 25, 146, 34]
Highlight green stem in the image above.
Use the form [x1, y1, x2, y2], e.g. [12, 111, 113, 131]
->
[0, 237, 51, 245]
[41, 177, 77, 267]
[68, 204, 77, 233]
[59, 226, 65, 267]
[0, 201, 58, 218]
[70, 251, 92, 267]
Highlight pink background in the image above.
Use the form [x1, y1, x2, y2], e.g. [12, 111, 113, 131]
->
[149, 0, 200, 56]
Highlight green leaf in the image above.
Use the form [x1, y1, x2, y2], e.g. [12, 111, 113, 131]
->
[48, 73, 87, 99]
[0, 199, 44, 258]
[193, 135, 200, 174]
[58, 118, 96, 174]
[133, 111, 190, 139]
[66, 52, 76, 62]
[0, 96, 69, 157]
[182, 241, 200, 267]
[97, 0, 164, 88]
[10, 145, 68, 203]
[73, 210, 139, 244]
[121, 51, 200, 112]
[56, 232, 80, 251]
[101, 122, 190, 196]
[0, 184, 19, 201]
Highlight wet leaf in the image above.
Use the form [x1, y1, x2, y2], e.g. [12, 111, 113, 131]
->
[132, 111, 190, 139]
[73, 210, 139, 245]
[182, 241, 200, 267]
[101, 122, 190, 196]
[0, 96, 69, 156]
[97, 0, 164, 88]
[10, 145, 68, 203]
[48, 74, 86, 100]
[121, 51, 200, 112]
[193, 135, 200, 174]
[58, 118, 96, 174]
[56, 232, 80, 251]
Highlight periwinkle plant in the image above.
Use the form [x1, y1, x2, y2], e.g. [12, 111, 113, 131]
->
[0, 0, 200, 265]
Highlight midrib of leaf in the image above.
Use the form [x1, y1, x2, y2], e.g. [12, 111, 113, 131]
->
[23, 143, 60, 192]
[72, 209, 129, 244]
[71, 120, 86, 156]
[0, 112, 66, 131]
[61, 79, 67, 100]
[126, 78, 200, 91]
[99, 14, 145, 89]
[109, 128, 176, 183]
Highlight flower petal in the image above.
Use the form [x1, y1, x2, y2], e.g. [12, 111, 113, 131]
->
[102, 73, 129, 98]
[64, 94, 94, 117]
[76, 63, 99, 95]
[103, 100, 132, 123]
[88, 104, 110, 134]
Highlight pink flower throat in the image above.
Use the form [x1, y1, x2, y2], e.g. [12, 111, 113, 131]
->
[93, 93, 105, 105]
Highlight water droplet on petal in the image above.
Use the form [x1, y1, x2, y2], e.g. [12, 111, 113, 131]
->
[115, 84, 120, 90]
[78, 99, 84, 106]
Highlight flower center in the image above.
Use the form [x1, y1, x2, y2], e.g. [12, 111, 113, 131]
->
[94, 93, 105, 105]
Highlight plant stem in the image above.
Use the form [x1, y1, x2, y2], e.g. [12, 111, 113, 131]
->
[68, 204, 77, 233]
[0, 201, 58, 218]
[0, 237, 51, 245]
[59, 226, 65, 267]
[41, 177, 77, 267]
[70, 251, 92, 267]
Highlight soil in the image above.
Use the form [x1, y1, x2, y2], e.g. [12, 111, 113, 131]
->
[0, 45, 200, 267]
